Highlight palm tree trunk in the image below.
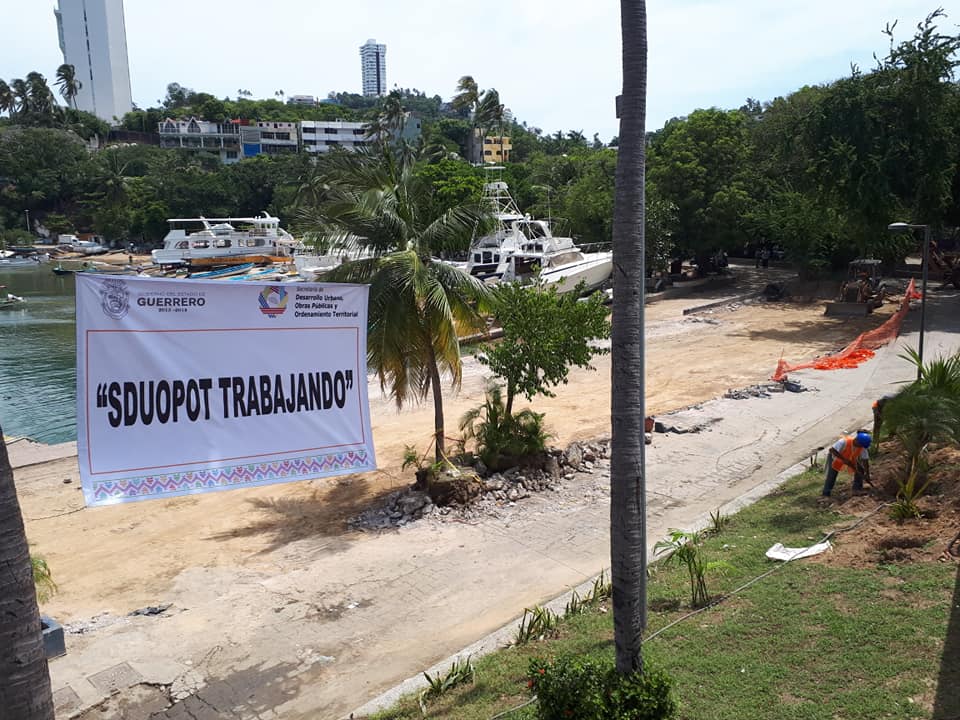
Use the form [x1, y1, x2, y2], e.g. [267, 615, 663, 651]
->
[427, 344, 446, 465]
[610, 0, 648, 675]
[0, 423, 55, 718]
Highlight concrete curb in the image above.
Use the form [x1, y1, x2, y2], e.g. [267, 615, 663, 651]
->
[344, 453, 818, 719]
[681, 290, 763, 316]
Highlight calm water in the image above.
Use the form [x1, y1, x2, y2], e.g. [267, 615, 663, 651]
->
[0, 265, 77, 443]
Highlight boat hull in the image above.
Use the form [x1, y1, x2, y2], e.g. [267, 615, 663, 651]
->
[538, 252, 614, 294]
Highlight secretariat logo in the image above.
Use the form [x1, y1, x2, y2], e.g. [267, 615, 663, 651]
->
[258, 286, 288, 317]
[100, 279, 130, 320]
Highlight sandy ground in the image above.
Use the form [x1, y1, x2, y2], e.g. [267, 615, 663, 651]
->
[11, 263, 936, 719]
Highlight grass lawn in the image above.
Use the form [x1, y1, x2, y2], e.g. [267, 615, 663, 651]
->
[369, 468, 959, 719]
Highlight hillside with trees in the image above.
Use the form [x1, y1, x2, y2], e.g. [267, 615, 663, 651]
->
[0, 10, 957, 275]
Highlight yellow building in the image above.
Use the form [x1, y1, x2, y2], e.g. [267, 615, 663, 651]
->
[482, 135, 512, 164]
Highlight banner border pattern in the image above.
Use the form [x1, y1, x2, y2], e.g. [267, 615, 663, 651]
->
[90, 448, 372, 503]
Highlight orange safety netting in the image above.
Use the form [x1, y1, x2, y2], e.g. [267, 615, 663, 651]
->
[771, 278, 922, 381]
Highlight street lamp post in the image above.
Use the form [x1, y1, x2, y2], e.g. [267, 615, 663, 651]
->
[888, 222, 930, 380]
[24, 209, 30, 233]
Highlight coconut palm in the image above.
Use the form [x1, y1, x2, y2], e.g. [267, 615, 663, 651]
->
[0, 80, 13, 115]
[10, 79, 29, 115]
[25, 72, 56, 117]
[300, 146, 492, 466]
[365, 90, 406, 142]
[451, 76, 505, 163]
[450, 75, 479, 115]
[55, 63, 82, 109]
[0, 419, 55, 718]
[610, 0, 649, 675]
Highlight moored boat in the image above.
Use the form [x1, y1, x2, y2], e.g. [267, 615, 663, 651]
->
[0, 288, 25, 309]
[152, 213, 298, 266]
[188, 262, 256, 279]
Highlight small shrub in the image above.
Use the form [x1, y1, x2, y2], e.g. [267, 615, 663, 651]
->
[654, 529, 731, 608]
[529, 655, 677, 720]
[515, 606, 559, 645]
[707, 508, 728, 535]
[32, 556, 57, 604]
[564, 590, 585, 616]
[418, 655, 475, 714]
[584, 570, 612, 604]
[460, 383, 550, 470]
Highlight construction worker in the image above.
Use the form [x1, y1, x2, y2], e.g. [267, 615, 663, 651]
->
[872, 394, 895, 450]
[821, 431, 872, 498]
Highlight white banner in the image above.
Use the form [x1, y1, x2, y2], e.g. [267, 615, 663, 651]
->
[76, 274, 376, 506]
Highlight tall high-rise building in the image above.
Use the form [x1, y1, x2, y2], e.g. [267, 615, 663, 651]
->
[54, 0, 133, 123]
[359, 39, 387, 97]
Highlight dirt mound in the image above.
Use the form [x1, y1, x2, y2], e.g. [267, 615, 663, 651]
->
[812, 441, 960, 569]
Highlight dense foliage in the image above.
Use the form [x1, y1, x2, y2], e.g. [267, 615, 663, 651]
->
[0, 11, 957, 270]
[529, 655, 677, 720]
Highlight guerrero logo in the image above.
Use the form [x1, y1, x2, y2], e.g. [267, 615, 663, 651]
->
[100, 278, 130, 320]
[258, 286, 288, 317]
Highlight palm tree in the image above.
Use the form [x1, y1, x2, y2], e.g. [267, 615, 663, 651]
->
[365, 90, 406, 142]
[10, 79, 29, 115]
[450, 75, 479, 115]
[55, 63, 82, 109]
[0, 420, 55, 718]
[25, 72, 56, 117]
[610, 0, 648, 675]
[301, 146, 492, 466]
[0, 80, 13, 116]
[451, 76, 504, 163]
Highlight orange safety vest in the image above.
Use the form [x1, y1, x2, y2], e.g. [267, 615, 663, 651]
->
[831, 435, 863, 473]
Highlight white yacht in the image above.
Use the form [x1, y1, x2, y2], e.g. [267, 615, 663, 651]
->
[465, 173, 612, 293]
[151, 214, 298, 266]
[501, 236, 613, 294]
[464, 176, 526, 279]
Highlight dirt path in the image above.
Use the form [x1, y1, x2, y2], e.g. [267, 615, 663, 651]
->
[13, 264, 931, 719]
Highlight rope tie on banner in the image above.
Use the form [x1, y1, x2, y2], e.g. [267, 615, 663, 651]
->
[772, 279, 922, 381]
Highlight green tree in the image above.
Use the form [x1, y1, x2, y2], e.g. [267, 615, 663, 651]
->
[303, 146, 493, 465]
[648, 108, 753, 258]
[0, 419, 55, 719]
[478, 280, 610, 416]
[610, 0, 648, 675]
[54, 64, 81, 109]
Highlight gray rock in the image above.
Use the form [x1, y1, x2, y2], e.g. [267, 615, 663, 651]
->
[474, 459, 489, 477]
[563, 443, 583, 470]
[398, 491, 430, 515]
[485, 476, 504, 491]
[544, 455, 561, 479]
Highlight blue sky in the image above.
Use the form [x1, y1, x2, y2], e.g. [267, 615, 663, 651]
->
[2, 1, 945, 140]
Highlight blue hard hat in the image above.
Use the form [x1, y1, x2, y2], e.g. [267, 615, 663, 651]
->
[856, 431, 872, 448]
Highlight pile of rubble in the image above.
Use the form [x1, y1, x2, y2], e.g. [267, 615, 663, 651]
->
[723, 378, 811, 400]
[348, 441, 610, 532]
[724, 383, 784, 400]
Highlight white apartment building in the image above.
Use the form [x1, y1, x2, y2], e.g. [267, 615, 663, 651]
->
[54, 0, 133, 123]
[157, 118, 421, 162]
[256, 121, 299, 155]
[300, 120, 370, 154]
[287, 95, 316, 106]
[158, 118, 242, 164]
[359, 39, 387, 97]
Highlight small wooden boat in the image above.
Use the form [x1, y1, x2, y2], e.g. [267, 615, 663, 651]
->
[189, 263, 255, 279]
